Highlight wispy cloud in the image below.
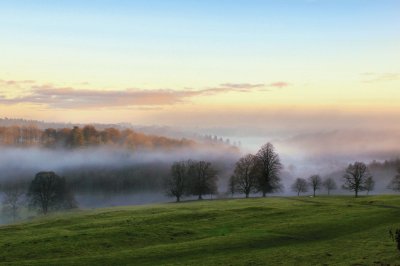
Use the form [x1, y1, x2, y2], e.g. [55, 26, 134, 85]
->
[0, 80, 290, 109]
[0, 79, 36, 86]
[219, 83, 264, 89]
[361, 72, 400, 83]
[268, 82, 290, 88]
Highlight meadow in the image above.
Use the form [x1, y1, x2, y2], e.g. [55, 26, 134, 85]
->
[0, 195, 399, 265]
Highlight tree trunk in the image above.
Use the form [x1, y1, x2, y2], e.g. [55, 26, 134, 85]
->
[176, 196, 180, 202]
[245, 193, 249, 198]
[298, 191, 300, 196]
[355, 189, 358, 198]
[198, 194, 202, 200]
[313, 189, 316, 197]
[262, 191, 266, 197]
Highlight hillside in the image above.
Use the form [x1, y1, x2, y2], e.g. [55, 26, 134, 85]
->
[1, 196, 400, 265]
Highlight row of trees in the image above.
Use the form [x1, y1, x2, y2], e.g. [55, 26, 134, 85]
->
[0, 125, 195, 149]
[228, 143, 283, 198]
[291, 162, 375, 197]
[165, 143, 400, 201]
[291, 176, 338, 196]
[165, 143, 283, 201]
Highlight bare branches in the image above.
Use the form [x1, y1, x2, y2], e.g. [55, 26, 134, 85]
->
[255, 143, 283, 197]
[291, 178, 308, 196]
[308, 175, 322, 197]
[230, 154, 258, 198]
[342, 162, 372, 197]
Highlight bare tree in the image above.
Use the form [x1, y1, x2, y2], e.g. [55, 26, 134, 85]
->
[188, 161, 218, 200]
[231, 154, 258, 198]
[322, 177, 337, 195]
[308, 175, 322, 197]
[365, 176, 375, 195]
[291, 178, 308, 196]
[255, 143, 283, 197]
[342, 161, 371, 198]
[28, 172, 77, 214]
[2, 183, 25, 221]
[165, 161, 188, 202]
[388, 167, 400, 191]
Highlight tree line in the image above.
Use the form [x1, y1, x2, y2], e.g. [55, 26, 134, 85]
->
[291, 162, 376, 197]
[0, 125, 195, 149]
[4, 142, 400, 222]
[165, 142, 400, 201]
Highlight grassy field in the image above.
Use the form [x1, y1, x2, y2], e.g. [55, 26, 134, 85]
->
[1, 195, 400, 265]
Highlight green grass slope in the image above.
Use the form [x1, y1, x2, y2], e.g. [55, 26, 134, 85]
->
[1, 196, 400, 265]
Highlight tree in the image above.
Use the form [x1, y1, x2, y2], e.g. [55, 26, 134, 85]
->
[322, 177, 337, 195]
[308, 175, 322, 197]
[70, 126, 84, 147]
[188, 160, 218, 200]
[231, 154, 258, 198]
[82, 125, 99, 146]
[365, 176, 375, 195]
[28, 172, 76, 214]
[2, 183, 25, 221]
[255, 143, 283, 197]
[291, 178, 308, 196]
[388, 167, 400, 191]
[342, 161, 371, 198]
[165, 161, 188, 202]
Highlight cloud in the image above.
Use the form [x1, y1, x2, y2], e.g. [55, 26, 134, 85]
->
[0, 86, 199, 108]
[361, 72, 400, 83]
[219, 83, 264, 89]
[0, 79, 36, 86]
[268, 82, 290, 88]
[0, 80, 289, 109]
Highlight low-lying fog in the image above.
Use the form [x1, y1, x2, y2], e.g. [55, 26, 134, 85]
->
[1, 126, 400, 225]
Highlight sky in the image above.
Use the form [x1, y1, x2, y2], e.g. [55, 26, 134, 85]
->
[0, 0, 399, 147]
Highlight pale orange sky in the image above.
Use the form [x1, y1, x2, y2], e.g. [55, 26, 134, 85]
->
[0, 0, 399, 129]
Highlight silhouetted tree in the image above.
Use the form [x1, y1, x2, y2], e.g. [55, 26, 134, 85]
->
[365, 176, 375, 195]
[308, 175, 322, 197]
[255, 143, 283, 197]
[28, 172, 76, 214]
[231, 154, 258, 198]
[291, 178, 308, 196]
[188, 160, 218, 200]
[342, 161, 371, 198]
[322, 177, 337, 195]
[166, 161, 188, 202]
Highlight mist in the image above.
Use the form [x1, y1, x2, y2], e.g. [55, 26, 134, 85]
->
[0, 146, 239, 210]
[1, 122, 400, 225]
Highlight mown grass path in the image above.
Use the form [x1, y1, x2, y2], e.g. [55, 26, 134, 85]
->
[1, 196, 400, 265]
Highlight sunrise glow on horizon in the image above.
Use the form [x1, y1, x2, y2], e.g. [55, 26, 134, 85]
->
[0, 0, 399, 126]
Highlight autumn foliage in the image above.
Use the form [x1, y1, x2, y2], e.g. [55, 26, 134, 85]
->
[0, 125, 196, 150]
